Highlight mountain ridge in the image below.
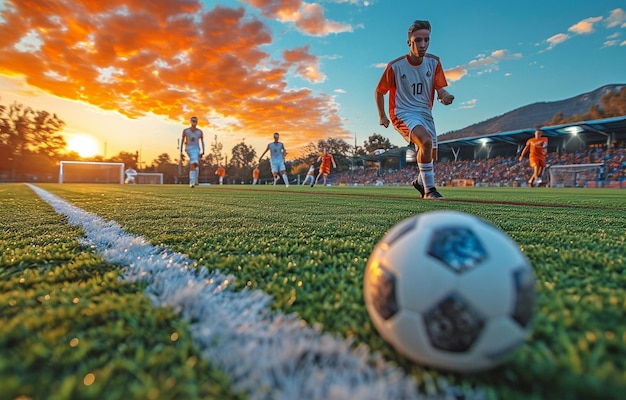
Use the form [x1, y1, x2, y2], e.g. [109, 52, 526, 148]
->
[440, 84, 625, 140]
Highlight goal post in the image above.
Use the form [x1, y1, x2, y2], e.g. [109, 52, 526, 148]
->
[59, 161, 125, 184]
[547, 163, 603, 188]
[134, 172, 164, 184]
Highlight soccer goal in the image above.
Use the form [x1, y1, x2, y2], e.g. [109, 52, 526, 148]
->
[59, 161, 125, 184]
[134, 173, 164, 184]
[547, 163, 604, 188]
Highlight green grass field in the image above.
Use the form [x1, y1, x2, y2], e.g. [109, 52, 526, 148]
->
[1, 183, 625, 399]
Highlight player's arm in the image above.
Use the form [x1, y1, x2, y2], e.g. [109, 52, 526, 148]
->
[180, 131, 186, 157]
[259, 145, 269, 161]
[281, 145, 287, 160]
[199, 132, 205, 156]
[437, 88, 454, 105]
[331, 155, 337, 168]
[519, 145, 529, 161]
[375, 90, 389, 128]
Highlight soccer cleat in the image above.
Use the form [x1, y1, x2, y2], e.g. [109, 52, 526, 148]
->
[189, 184, 195, 188]
[411, 178, 425, 198]
[425, 187, 444, 200]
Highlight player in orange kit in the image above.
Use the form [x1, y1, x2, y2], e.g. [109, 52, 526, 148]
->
[519, 127, 548, 187]
[252, 165, 260, 185]
[215, 165, 226, 185]
[312, 149, 336, 187]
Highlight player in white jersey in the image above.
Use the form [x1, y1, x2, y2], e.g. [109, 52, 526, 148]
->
[259, 132, 289, 187]
[375, 20, 454, 200]
[180, 116, 205, 188]
[302, 164, 315, 186]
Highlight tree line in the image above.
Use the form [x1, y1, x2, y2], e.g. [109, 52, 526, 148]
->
[0, 100, 397, 184]
[545, 86, 626, 126]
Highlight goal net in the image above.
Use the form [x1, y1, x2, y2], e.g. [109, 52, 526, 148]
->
[59, 161, 125, 184]
[134, 172, 164, 184]
[547, 163, 603, 188]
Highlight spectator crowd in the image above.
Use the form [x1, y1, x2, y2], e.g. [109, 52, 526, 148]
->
[330, 146, 626, 187]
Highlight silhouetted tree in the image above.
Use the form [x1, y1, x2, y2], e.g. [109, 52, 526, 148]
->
[0, 101, 66, 181]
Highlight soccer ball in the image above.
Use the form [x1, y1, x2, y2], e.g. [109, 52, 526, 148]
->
[364, 211, 535, 373]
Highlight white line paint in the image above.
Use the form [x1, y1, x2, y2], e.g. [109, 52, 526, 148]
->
[28, 184, 482, 400]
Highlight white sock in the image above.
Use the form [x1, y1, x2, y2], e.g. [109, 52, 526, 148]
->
[282, 174, 289, 186]
[189, 170, 196, 184]
[415, 165, 423, 185]
[418, 162, 435, 190]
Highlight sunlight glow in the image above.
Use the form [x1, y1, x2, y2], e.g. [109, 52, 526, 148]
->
[66, 134, 100, 158]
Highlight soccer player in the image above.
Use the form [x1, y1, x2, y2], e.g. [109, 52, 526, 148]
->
[252, 165, 260, 185]
[313, 149, 336, 187]
[375, 20, 454, 199]
[215, 165, 226, 185]
[259, 132, 289, 187]
[301, 163, 316, 186]
[519, 127, 548, 187]
[180, 116, 205, 188]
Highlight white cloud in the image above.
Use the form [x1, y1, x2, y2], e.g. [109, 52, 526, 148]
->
[606, 8, 626, 28]
[544, 33, 569, 51]
[459, 99, 477, 109]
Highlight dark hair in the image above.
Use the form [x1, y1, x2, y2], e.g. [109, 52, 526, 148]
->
[408, 20, 431, 38]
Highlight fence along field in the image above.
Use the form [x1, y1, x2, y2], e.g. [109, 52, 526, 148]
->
[2, 183, 625, 399]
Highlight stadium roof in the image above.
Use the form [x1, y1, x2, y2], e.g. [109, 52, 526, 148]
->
[358, 116, 626, 163]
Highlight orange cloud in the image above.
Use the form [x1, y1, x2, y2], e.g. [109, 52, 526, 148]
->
[241, 0, 353, 36]
[568, 16, 603, 35]
[0, 0, 352, 148]
[283, 46, 326, 83]
[444, 66, 467, 82]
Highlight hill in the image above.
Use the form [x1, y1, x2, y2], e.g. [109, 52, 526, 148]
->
[439, 84, 625, 140]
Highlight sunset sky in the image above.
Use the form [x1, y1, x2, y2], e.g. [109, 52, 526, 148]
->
[1, 0, 624, 165]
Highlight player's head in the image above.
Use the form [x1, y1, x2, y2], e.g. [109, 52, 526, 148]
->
[273, 132, 279, 140]
[408, 20, 431, 39]
[190, 116, 198, 125]
[407, 20, 431, 55]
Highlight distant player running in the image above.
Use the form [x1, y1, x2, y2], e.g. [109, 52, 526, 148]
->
[180, 116, 205, 188]
[519, 127, 548, 187]
[252, 165, 260, 185]
[313, 150, 336, 187]
[302, 164, 316, 186]
[215, 165, 226, 185]
[259, 132, 289, 187]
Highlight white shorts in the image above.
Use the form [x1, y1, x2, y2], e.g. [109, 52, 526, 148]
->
[270, 159, 286, 174]
[186, 148, 200, 165]
[394, 112, 438, 149]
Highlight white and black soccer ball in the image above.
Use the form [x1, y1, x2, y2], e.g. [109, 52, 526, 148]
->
[364, 211, 535, 373]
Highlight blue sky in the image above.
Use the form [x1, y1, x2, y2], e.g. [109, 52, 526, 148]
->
[0, 0, 624, 163]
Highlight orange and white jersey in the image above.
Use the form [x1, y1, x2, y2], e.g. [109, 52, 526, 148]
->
[376, 54, 448, 124]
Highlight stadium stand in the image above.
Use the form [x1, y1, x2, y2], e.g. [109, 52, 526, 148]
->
[334, 116, 626, 188]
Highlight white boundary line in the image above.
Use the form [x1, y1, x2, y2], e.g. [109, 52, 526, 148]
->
[27, 184, 482, 400]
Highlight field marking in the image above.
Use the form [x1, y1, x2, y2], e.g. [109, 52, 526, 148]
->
[27, 184, 482, 400]
[199, 186, 622, 210]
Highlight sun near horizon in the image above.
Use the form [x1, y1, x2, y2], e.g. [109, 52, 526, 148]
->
[65, 134, 101, 158]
